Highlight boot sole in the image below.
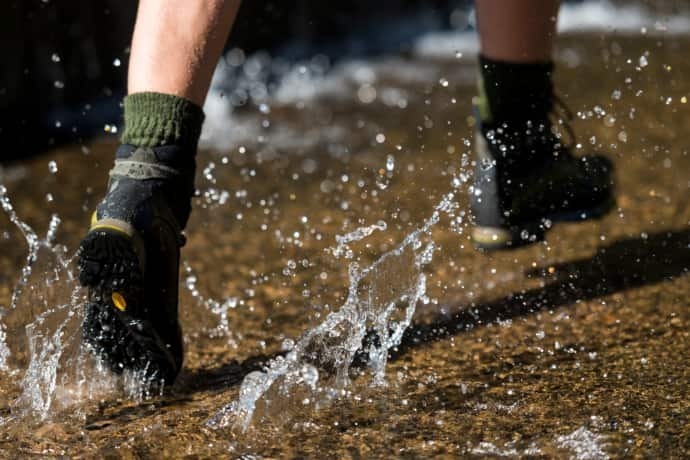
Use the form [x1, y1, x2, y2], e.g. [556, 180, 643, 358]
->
[78, 224, 178, 385]
[472, 195, 615, 251]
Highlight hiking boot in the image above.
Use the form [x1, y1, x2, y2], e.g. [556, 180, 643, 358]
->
[470, 117, 615, 250]
[78, 144, 194, 386]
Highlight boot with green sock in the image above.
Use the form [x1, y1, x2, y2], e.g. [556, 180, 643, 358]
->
[470, 56, 615, 250]
[78, 92, 204, 386]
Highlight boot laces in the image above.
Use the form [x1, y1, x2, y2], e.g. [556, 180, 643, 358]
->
[550, 93, 576, 149]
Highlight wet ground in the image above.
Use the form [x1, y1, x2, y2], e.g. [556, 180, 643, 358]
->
[0, 32, 689, 458]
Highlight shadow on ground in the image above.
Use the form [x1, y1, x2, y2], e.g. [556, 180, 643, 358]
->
[397, 227, 690, 351]
[181, 226, 690, 393]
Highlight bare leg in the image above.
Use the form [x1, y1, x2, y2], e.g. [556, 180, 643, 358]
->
[476, 0, 560, 62]
[77, 1, 242, 384]
[128, 0, 241, 106]
[470, 1, 613, 252]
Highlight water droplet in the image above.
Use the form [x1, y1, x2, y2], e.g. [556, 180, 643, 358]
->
[281, 339, 295, 351]
[357, 84, 376, 104]
[386, 154, 395, 172]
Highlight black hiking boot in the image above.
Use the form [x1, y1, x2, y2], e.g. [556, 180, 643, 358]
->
[78, 144, 195, 386]
[470, 116, 615, 250]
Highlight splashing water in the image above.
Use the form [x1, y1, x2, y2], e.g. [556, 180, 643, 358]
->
[0, 186, 93, 417]
[0, 185, 42, 371]
[208, 186, 462, 430]
[1, 151, 467, 426]
[329, 219, 388, 259]
[183, 260, 242, 341]
[0, 186, 133, 420]
[15, 290, 82, 417]
[556, 427, 610, 460]
[0, 186, 41, 314]
[0, 319, 7, 373]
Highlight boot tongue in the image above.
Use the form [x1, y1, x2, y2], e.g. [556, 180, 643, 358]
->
[107, 145, 196, 229]
[129, 147, 158, 162]
[109, 148, 181, 181]
[115, 144, 195, 172]
[150, 145, 196, 171]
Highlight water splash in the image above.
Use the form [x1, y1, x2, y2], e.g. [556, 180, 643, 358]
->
[0, 185, 41, 371]
[0, 187, 135, 420]
[556, 427, 610, 460]
[209, 189, 460, 430]
[183, 260, 242, 340]
[329, 219, 387, 259]
[0, 319, 8, 373]
[16, 292, 82, 417]
[0, 185, 41, 314]
[470, 441, 542, 457]
[0, 186, 90, 416]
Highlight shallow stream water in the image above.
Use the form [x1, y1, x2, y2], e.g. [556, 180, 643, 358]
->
[0, 29, 689, 457]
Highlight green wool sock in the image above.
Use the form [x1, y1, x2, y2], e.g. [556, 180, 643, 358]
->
[121, 92, 205, 150]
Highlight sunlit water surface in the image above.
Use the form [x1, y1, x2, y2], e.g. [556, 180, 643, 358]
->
[0, 20, 689, 459]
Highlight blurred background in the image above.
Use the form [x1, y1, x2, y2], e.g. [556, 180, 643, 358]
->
[1, 0, 471, 159]
[5, 0, 686, 160]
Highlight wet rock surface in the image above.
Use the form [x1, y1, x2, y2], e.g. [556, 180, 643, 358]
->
[0, 34, 689, 457]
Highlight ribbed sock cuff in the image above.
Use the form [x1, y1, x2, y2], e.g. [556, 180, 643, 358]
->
[477, 55, 554, 125]
[121, 92, 205, 150]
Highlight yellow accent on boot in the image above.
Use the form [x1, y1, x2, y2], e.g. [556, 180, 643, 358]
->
[471, 226, 512, 247]
[89, 216, 135, 237]
[112, 292, 127, 312]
